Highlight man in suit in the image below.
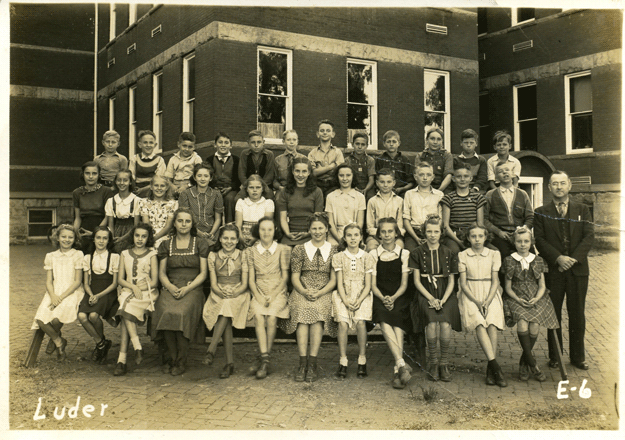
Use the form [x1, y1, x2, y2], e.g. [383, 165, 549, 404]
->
[534, 170, 594, 370]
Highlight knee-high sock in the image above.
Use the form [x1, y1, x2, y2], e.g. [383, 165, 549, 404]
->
[518, 331, 536, 367]
[439, 337, 450, 366]
[427, 336, 438, 365]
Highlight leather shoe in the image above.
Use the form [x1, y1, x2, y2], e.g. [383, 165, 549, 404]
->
[99, 339, 112, 365]
[203, 350, 215, 366]
[428, 363, 439, 381]
[336, 365, 347, 379]
[485, 365, 496, 386]
[392, 372, 405, 389]
[572, 361, 589, 370]
[91, 345, 103, 362]
[256, 360, 269, 380]
[548, 359, 560, 369]
[162, 362, 172, 374]
[113, 362, 127, 376]
[519, 362, 530, 381]
[399, 364, 412, 385]
[171, 362, 186, 376]
[493, 367, 508, 388]
[135, 349, 144, 365]
[45, 337, 58, 355]
[219, 363, 234, 379]
[357, 364, 367, 378]
[56, 338, 68, 361]
[530, 365, 547, 382]
[439, 364, 451, 382]
[306, 364, 318, 383]
[294, 364, 306, 382]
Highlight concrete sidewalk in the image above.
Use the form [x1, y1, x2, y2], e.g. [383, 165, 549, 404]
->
[8, 245, 619, 430]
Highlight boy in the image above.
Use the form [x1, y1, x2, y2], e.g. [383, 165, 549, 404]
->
[375, 130, 415, 197]
[484, 162, 534, 285]
[309, 119, 345, 197]
[273, 129, 306, 191]
[165, 132, 203, 195]
[94, 130, 128, 187]
[440, 162, 487, 254]
[415, 127, 453, 192]
[129, 130, 166, 195]
[237, 130, 275, 201]
[365, 169, 404, 251]
[344, 133, 376, 201]
[402, 162, 444, 252]
[205, 132, 240, 224]
[452, 129, 488, 194]
[487, 130, 522, 189]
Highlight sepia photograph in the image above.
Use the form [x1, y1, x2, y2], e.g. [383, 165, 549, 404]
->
[3, 0, 622, 435]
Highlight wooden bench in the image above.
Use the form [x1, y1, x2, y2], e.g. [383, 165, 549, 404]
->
[23, 328, 46, 368]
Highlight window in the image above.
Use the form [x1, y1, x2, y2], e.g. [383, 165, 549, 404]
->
[565, 71, 593, 153]
[477, 8, 488, 35]
[257, 47, 292, 143]
[511, 8, 535, 26]
[513, 82, 537, 151]
[347, 59, 377, 149]
[128, 4, 137, 25]
[153, 71, 163, 149]
[28, 209, 55, 238]
[479, 92, 491, 153]
[108, 96, 115, 131]
[129, 85, 137, 158]
[424, 69, 451, 150]
[109, 4, 116, 41]
[182, 53, 196, 133]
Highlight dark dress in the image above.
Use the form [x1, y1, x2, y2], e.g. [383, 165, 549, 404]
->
[152, 237, 209, 344]
[372, 254, 412, 332]
[409, 244, 462, 332]
[78, 251, 119, 319]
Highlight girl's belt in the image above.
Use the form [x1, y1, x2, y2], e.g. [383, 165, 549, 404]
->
[421, 273, 444, 288]
[466, 278, 491, 282]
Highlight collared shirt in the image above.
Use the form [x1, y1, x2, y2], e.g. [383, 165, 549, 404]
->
[511, 252, 535, 271]
[308, 145, 345, 180]
[458, 247, 501, 278]
[235, 197, 275, 223]
[555, 199, 569, 218]
[369, 245, 411, 274]
[487, 154, 522, 182]
[274, 151, 306, 189]
[333, 249, 374, 274]
[83, 251, 120, 275]
[344, 152, 376, 190]
[367, 192, 405, 236]
[325, 188, 366, 235]
[216, 152, 232, 164]
[164, 151, 203, 181]
[415, 148, 454, 188]
[403, 187, 443, 228]
[498, 186, 515, 212]
[129, 154, 166, 184]
[304, 240, 332, 262]
[238, 148, 276, 187]
[177, 186, 224, 234]
[256, 240, 278, 255]
[94, 152, 129, 182]
[375, 151, 415, 188]
[104, 193, 141, 219]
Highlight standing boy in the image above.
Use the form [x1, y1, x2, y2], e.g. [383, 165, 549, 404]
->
[274, 129, 306, 191]
[452, 129, 488, 194]
[165, 132, 203, 195]
[534, 171, 594, 370]
[402, 162, 444, 253]
[94, 130, 128, 187]
[487, 130, 522, 189]
[205, 132, 240, 223]
[129, 130, 166, 195]
[374, 130, 415, 197]
[237, 130, 275, 201]
[344, 133, 376, 201]
[309, 119, 345, 198]
[365, 169, 405, 252]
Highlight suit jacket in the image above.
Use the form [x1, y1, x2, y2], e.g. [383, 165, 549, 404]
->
[534, 201, 594, 276]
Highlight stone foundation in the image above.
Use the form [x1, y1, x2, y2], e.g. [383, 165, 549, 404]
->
[10, 197, 74, 244]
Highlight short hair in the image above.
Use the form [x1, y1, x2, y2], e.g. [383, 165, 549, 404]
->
[495, 161, 512, 172]
[453, 162, 473, 173]
[250, 216, 283, 242]
[79, 161, 100, 184]
[549, 170, 571, 182]
[352, 132, 369, 144]
[383, 130, 400, 142]
[49, 224, 82, 250]
[138, 130, 156, 141]
[425, 127, 444, 141]
[421, 214, 443, 237]
[178, 132, 196, 143]
[282, 129, 298, 140]
[112, 169, 135, 192]
[242, 174, 270, 195]
[317, 119, 335, 130]
[248, 130, 263, 140]
[128, 223, 155, 250]
[461, 129, 478, 141]
[102, 130, 120, 141]
[375, 217, 403, 241]
[189, 162, 214, 186]
[492, 130, 512, 146]
[214, 131, 231, 143]
[307, 212, 330, 231]
[88, 226, 115, 254]
[335, 163, 356, 188]
[172, 207, 198, 237]
[415, 161, 434, 172]
[513, 225, 535, 244]
[376, 168, 396, 181]
[148, 175, 174, 201]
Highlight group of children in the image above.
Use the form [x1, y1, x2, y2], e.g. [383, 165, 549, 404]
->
[33, 122, 559, 389]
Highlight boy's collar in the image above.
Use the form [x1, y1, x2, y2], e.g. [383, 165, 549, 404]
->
[383, 150, 401, 157]
[496, 153, 510, 160]
[100, 151, 120, 157]
[175, 151, 196, 159]
[459, 151, 478, 159]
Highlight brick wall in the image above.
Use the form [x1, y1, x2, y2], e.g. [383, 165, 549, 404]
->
[11, 47, 93, 90]
[593, 64, 622, 153]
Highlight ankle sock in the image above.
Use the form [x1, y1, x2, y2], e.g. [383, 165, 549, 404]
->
[440, 337, 450, 365]
[427, 336, 438, 364]
[339, 356, 348, 367]
[393, 365, 399, 374]
[396, 358, 405, 368]
[117, 352, 127, 364]
[130, 336, 142, 351]
[96, 338, 106, 348]
[357, 355, 366, 365]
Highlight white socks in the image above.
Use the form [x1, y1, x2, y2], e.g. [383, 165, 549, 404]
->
[131, 336, 142, 350]
[396, 358, 406, 368]
[339, 357, 348, 367]
[117, 352, 127, 364]
[358, 355, 366, 365]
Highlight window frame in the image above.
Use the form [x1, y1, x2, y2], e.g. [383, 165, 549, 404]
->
[511, 7, 536, 26]
[513, 81, 537, 152]
[479, 91, 491, 153]
[128, 85, 137, 158]
[346, 58, 378, 150]
[256, 46, 293, 144]
[128, 4, 137, 25]
[152, 71, 163, 150]
[423, 68, 451, 151]
[108, 96, 115, 131]
[182, 52, 196, 133]
[109, 3, 117, 41]
[565, 70, 593, 154]
[28, 208, 56, 238]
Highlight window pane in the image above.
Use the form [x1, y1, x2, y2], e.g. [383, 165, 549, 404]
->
[29, 224, 52, 237]
[572, 114, 593, 149]
[258, 95, 286, 124]
[348, 63, 374, 104]
[571, 75, 592, 113]
[156, 75, 162, 112]
[518, 8, 535, 22]
[478, 8, 487, 34]
[187, 57, 195, 100]
[258, 51, 288, 96]
[517, 85, 536, 120]
[347, 104, 371, 144]
[189, 101, 194, 134]
[29, 210, 53, 223]
[519, 119, 537, 151]
[479, 94, 489, 125]
[425, 112, 445, 137]
[424, 72, 446, 112]
[480, 126, 492, 153]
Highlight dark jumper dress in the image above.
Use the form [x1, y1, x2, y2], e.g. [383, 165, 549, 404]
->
[78, 252, 119, 319]
[372, 256, 412, 332]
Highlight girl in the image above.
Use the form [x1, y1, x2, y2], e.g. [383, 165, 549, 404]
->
[154, 208, 209, 376]
[457, 223, 507, 387]
[235, 175, 275, 247]
[178, 163, 224, 246]
[246, 217, 291, 379]
[331, 223, 374, 379]
[281, 213, 338, 383]
[370, 218, 413, 389]
[503, 226, 559, 382]
[104, 169, 141, 253]
[140, 175, 178, 248]
[325, 164, 366, 246]
[78, 226, 119, 364]
[410, 214, 461, 382]
[73, 161, 114, 251]
[202, 224, 250, 379]
[114, 223, 159, 376]
[32, 224, 84, 361]
[276, 157, 324, 246]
